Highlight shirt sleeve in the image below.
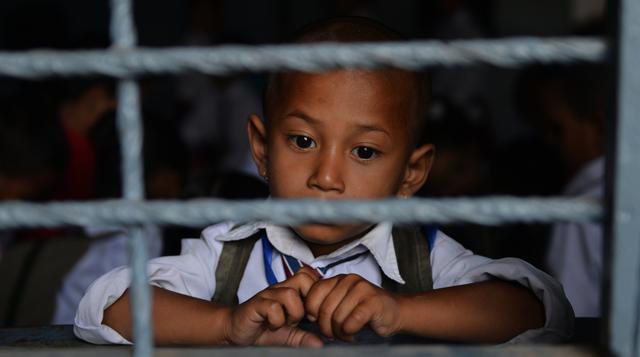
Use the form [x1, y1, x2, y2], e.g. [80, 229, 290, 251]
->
[73, 222, 232, 344]
[430, 231, 575, 343]
[54, 225, 163, 325]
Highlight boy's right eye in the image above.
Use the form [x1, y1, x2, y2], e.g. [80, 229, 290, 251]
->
[289, 135, 316, 150]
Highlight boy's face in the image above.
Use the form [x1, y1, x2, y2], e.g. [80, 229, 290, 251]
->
[249, 69, 433, 255]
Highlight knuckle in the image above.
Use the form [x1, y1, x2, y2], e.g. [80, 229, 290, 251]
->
[329, 274, 346, 282]
[353, 278, 370, 289]
[273, 287, 301, 305]
[281, 287, 298, 298]
[296, 267, 317, 279]
[298, 266, 314, 274]
[376, 326, 393, 337]
[289, 306, 304, 319]
[308, 279, 327, 294]
[318, 304, 331, 318]
[267, 300, 280, 312]
[369, 294, 384, 305]
[253, 295, 269, 305]
[256, 289, 271, 298]
[361, 295, 379, 310]
[350, 306, 369, 324]
[344, 273, 362, 282]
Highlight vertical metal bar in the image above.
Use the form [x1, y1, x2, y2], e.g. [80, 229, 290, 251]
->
[116, 80, 145, 200]
[607, 0, 640, 355]
[110, 1, 152, 356]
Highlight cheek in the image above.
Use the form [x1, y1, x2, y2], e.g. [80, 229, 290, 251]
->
[343, 160, 406, 197]
[266, 143, 308, 197]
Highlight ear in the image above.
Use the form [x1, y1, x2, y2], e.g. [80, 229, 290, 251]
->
[247, 113, 269, 178]
[398, 144, 435, 197]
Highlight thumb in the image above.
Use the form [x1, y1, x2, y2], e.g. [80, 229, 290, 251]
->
[259, 326, 324, 347]
[286, 327, 324, 348]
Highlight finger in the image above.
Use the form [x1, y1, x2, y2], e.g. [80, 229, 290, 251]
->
[286, 327, 324, 348]
[317, 275, 362, 337]
[342, 302, 377, 337]
[316, 275, 361, 339]
[261, 299, 287, 331]
[257, 326, 324, 348]
[332, 279, 372, 339]
[269, 287, 306, 326]
[305, 277, 341, 323]
[276, 266, 319, 298]
[299, 265, 322, 279]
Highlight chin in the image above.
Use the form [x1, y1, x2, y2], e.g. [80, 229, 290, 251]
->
[292, 223, 372, 246]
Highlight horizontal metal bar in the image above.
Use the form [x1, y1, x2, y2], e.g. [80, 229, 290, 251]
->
[0, 345, 599, 357]
[0, 37, 606, 79]
[0, 197, 601, 229]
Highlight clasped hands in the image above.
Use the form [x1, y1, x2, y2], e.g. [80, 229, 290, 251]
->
[222, 266, 405, 347]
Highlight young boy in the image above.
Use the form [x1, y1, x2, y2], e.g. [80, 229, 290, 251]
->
[74, 17, 573, 346]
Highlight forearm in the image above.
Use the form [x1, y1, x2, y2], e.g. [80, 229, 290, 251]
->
[103, 286, 232, 345]
[397, 280, 545, 343]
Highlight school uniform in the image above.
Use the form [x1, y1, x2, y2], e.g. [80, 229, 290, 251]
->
[547, 157, 604, 317]
[53, 225, 163, 325]
[74, 221, 574, 344]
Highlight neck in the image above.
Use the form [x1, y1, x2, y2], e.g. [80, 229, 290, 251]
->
[299, 225, 376, 257]
[305, 240, 355, 257]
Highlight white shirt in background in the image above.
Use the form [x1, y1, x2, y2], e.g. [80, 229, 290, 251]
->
[547, 157, 604, 317]
[52, 225, 162, 325]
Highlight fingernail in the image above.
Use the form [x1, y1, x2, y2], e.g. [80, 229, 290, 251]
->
[307, 314, 316, 322]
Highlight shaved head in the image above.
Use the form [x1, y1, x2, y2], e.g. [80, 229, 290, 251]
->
[264, 17, 429, 145]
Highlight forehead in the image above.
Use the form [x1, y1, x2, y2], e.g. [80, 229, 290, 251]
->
[269, 69, 418, 131]
[279, 68, 415, 99]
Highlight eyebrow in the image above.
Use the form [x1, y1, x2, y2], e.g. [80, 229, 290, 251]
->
[284, 110, 321, 125]
[284, 110, 392, 138]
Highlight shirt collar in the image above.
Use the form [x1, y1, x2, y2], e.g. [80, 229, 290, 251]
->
[213, 221, 405, 284]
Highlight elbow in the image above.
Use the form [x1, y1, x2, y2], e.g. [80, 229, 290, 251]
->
[102, 289, 133, 340]
[519, 284, 546, 331]
[498, 281, 546, 342]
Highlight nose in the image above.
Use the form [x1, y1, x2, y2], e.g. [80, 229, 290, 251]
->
[307, 146, 345, 194]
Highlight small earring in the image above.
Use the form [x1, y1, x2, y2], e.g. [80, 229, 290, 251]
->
[261, 171, 269, 182]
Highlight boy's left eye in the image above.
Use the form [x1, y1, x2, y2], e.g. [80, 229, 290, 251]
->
[352, 146, 378, 160]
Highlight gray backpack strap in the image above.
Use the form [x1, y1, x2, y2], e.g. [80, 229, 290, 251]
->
[211, 231, 262, 305]
[382, 225, 433, 293]
[0, 233, 92, 326]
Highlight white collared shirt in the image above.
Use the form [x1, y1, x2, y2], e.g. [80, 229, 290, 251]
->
[53, 225, 163, 325]
[74, 222, 574, 344]
[547, 157, 604, 317]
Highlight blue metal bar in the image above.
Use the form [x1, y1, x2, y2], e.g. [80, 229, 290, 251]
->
[110, 0, 152, 356]
[607, 0, 640, 355]
[110, 0, 137, 48]
[0, 197, 602, 229]
[116, 81, 145, 200]
[0, 38, 606, 78]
